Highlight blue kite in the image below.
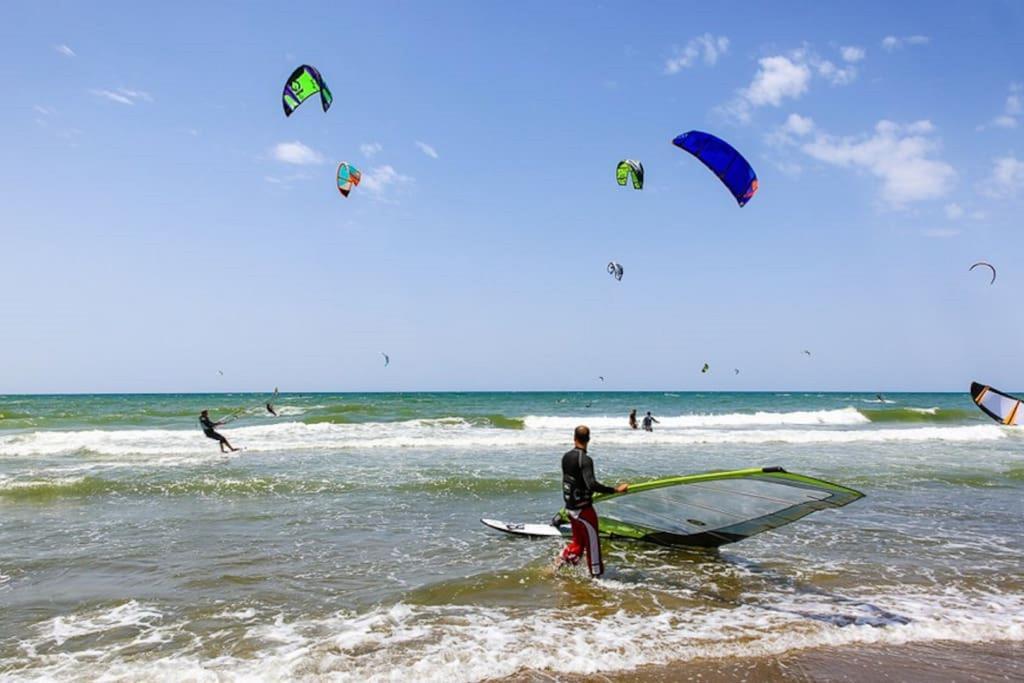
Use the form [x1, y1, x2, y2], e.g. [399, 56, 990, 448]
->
[672, 131, 758, 207]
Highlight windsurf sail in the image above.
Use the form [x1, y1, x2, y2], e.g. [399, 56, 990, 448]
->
[554, 466, 862, 548]
[970, 381, 1023, 425]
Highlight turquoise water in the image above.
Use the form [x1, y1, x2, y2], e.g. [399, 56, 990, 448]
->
[0, 392, 1021, 680]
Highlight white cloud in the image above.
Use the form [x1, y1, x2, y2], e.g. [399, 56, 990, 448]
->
[90, 90, 133, 105]
[982, 156, 1024, 198]
[981, 83, 1022, 130]
[790, 119, 955, 206]
[664, 34, 730, 74]
[54, 44, 75, 57]
[360, 142, 383, 158]
[723, 47, 858, 123]
[943, 202, 987, 222]
[1006, 83, 1023, 114]
[921, 228, 960, 238]
[415, 141, 439, 159]
[881, 35, 929, 52]
[33, 105, 55, 116]
[814, 58, 857, 86]
[117, 88, 153, 102]
[785, 113, 815, 136]
[744, 55, 811, 107]
[840, 46, 866, 63]
[263, 171, 312, 186]
[90, 88, 153, 105]
[361, 165, 413, 196]
[766, 113, 816, 147]
[270, 141, 324, 165]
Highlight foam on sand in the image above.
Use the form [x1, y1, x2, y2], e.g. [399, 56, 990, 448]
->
[4, 588, 1021, 681]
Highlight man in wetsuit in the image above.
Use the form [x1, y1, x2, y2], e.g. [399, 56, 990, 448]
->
[628, 409, 638, 429]
[641, 411, 659, 432]
[199, 410, 239, 453]
[558, 425, 628, 577]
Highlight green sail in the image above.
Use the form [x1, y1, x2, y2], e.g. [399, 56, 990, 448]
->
[558, 466, 863, 548]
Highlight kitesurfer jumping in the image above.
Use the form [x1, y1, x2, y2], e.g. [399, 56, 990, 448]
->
[642, 411, 659, 432]
[199, 410, 239, 453]
[557, 425, 628, 577]
[628, 409, 638, 429]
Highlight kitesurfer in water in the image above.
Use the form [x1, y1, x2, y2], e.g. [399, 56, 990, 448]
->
[642, 411, 659, 432]
[199, 410, 239, 453]
[556, 425, 628, 577]
[628, 409, 638, 429]
[266, 402, 278, 416]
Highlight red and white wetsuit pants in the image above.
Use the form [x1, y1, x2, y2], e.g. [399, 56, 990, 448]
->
[560, 504, 603, 577]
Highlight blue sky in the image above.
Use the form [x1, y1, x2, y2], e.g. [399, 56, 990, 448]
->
[1, 1, 1022, 393]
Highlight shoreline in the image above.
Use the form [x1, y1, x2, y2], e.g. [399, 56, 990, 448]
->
[504, 640, 1022, 682]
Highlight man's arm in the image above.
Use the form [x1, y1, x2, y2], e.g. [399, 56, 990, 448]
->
[581, 456, 617, 495]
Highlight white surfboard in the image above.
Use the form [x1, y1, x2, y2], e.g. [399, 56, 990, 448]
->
[480, 518, 565, 538]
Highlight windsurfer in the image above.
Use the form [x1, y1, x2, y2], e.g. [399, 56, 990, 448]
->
[557, 425, 628, 577]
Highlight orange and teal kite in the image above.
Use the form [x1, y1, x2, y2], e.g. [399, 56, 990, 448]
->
[337, 163, 361, 197]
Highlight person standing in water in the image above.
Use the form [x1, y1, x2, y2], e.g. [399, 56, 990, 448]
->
[557, 425, 628, 577]
[628, 409, 638, 429]
[642, 411, 659, 432]
[199, 410, 239, 453]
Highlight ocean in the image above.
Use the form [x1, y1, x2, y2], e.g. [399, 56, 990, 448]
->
[0, 391, 1021, 681]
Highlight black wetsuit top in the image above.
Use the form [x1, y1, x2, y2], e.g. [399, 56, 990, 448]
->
[199, 415, 218, 436]
[561, 447, 616, 510]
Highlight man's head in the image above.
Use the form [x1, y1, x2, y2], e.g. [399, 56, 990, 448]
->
[573, 425, 590, 448]
[646, 411, 651, 416]
[200, 410, 209, 417]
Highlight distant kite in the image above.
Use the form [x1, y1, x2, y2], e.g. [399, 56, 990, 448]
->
[337, 163, 361, 197]
[381, 352, 390, 367]
[802, 350, 812, 356]
[598, 376, 605, 382]
[616, 159, 644, 190]
[734, 368, 740, 375]
[969, 261, 996, 285]
[701, 363, 710, 374]
[218, 370, 224, 376]
[607, 261, 624, 281]
[282, 65, 332, 117]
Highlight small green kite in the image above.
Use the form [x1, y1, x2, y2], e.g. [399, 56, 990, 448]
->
[616, 159, 644, 189]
